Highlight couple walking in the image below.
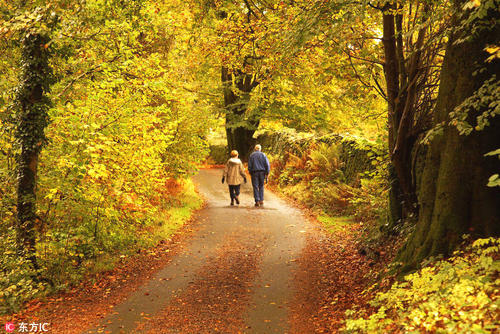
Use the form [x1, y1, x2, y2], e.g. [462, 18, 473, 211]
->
[221, 144, 271, 207]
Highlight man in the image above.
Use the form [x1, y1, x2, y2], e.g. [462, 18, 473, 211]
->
[248, 144, 270, 207]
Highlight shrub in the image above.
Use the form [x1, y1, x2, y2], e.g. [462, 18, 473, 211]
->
[270, 137, 385, 220]
[207, 145, 228, 165]
[344, 237, 500, 333]
[0, 226, 49, 314]
[306, 142, 344, 182]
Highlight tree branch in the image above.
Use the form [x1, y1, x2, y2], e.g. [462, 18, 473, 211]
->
[56, 55, 120, 98]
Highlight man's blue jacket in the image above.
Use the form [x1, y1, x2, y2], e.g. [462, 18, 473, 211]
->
[248, 151, 270, 175]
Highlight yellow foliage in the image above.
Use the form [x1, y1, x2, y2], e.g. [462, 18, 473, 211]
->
[344, 237, 500, 333]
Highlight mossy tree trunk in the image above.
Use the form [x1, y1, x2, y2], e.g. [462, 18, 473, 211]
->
[15, 32, 53, 269]
[221, 66, 260, 160]
[397, 0, 500, 270]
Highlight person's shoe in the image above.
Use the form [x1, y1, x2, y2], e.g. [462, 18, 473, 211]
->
[255, 202, 260, 207]
[259, 201, 264, 206]
[231, 199, 234, 206]
[235, 196, 240, 205]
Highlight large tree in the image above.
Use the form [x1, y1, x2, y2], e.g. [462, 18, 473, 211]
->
[282, 0, 447, 226]
[201, 0, 279, 158]
[296, 0, 499, 266]
[398, 0, 500, 269]
[218, 1, 269, 158]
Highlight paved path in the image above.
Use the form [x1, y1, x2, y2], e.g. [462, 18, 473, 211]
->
[85, 168, 313, 333]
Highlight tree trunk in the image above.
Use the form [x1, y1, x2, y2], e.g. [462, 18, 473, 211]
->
[221, 66, 259, 159]
[225, 126, 256, 160]
[382, 2, 432, 227]
[15, 32, 52, 269]
[391, 21, 427, 216]
[397, 1, 500, 270]
[382, 8, 404, 226]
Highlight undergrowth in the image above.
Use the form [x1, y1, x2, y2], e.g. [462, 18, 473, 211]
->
[343, 237, 500, 333]
[269, 139, 388, 230]
[0, 179, 202, 315]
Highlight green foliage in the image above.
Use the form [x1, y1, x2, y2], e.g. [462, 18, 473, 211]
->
[450, 76, 500, 135]
[486, 174, 500, 187]
[318, 215, 356, 233]
[306, 142, 345, 182]
[484, 149, 500, 187]
[457, 0, 500, 45]
[344, 237, 500, 333]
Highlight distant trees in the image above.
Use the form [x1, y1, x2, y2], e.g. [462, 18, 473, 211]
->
[222, 67, 260, 159]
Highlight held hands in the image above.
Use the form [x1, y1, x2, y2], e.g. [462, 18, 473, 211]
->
[221, 176, 225, 184]
[265, 175, 269, 184]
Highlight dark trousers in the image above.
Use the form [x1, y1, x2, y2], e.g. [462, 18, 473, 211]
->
[228, 185, 241, 200]
[251, 171, 266, 202]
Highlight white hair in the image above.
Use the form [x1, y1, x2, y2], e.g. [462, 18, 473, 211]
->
[255, 144, 262, 151]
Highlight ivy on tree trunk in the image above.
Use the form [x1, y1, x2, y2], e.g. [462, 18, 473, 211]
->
[14, 32, 53, 269]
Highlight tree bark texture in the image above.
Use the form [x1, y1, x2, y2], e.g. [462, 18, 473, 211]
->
[382, 9, 405, 226]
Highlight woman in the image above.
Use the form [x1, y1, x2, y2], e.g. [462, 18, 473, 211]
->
[222, 150, 247, 205]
